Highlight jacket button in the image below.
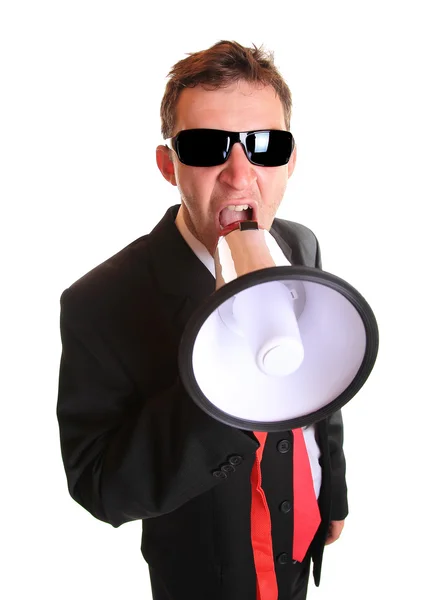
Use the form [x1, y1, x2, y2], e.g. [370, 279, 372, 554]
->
[279, 500, 292, 513]
[277, 553, 289, 565]
[228, 455, 243, 466]
[212, 470, 227, 479]
[221, 464, 236, 474]
[277, 440, 291, 453]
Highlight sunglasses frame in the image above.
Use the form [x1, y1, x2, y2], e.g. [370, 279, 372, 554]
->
[165, 128, 295, 167]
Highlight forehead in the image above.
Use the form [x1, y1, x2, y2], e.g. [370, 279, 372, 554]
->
[174, 80, 287, 133]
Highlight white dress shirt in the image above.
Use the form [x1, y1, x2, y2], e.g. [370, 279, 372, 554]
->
[175, 207, 322, 498]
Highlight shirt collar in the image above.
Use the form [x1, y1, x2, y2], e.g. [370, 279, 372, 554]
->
[175, 206, 216, 276]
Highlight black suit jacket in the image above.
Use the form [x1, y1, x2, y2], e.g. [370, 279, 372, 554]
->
[57, 204, 348, 600]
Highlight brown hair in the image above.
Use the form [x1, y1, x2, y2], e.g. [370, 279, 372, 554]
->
[160, 40, 293, 140]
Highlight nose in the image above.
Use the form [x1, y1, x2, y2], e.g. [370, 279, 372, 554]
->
[218, 142, 257, 190]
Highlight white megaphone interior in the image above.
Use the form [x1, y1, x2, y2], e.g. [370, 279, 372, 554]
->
[192, 231, 367, 422]
[231, 281, 305, 377]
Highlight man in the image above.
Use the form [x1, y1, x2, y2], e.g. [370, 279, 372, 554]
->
[57, 41, 347, 600]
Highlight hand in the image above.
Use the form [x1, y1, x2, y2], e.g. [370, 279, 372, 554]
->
[324, 520, 345, 545]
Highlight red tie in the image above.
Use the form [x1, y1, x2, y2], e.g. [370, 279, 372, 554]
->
[250, 430, 321, 600]
[292, 428, 321, 562]
[250, 431, 278, 600]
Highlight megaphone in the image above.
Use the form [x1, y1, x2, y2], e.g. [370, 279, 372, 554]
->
[179, 220, 379, 432]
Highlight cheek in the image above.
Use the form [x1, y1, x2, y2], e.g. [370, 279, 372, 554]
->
[184, 173, 216, 207]
[259, 171, 288, 201]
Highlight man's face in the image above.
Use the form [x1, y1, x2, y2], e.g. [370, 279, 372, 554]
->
[156, 80, 297, 255]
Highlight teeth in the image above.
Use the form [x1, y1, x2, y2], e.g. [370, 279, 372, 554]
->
[227, 204, 251, 211]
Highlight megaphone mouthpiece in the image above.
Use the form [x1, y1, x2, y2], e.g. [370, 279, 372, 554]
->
[215, 222, 279, 288]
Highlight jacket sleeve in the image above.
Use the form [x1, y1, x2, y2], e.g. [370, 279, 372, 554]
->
[326, 410, 348, 520]
[314, 233, 349, 521]
[57, 290, 259, 528]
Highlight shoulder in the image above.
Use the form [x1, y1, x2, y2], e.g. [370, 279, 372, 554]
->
[60, 233, 151, 321]
[273, 217, 318, 245]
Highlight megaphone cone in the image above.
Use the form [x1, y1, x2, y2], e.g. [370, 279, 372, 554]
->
[179, 221, 378, 432]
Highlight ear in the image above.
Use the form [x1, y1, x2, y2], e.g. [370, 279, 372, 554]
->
[287, 144, 297, 179]
[156, 145, 177, 186]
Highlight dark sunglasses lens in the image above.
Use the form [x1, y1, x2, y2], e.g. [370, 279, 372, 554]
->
[175, 130, 230, 166]
[246, 131, 294, 166]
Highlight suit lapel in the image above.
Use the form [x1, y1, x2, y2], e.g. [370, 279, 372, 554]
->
[269, 225, 294, 265]
[146, 205, 215, 336]
[147, 204, 215, 302]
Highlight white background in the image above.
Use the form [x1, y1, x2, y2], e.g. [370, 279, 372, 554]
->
[1, 1, 423, 598]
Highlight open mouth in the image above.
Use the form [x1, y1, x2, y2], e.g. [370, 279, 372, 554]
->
[219, 204, 254, 230]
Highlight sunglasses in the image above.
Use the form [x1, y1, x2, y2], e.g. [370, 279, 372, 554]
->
[165, 128, 295, 167]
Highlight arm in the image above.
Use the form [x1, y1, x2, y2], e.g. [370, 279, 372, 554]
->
[57, 291, 259, 528]
[315, 233, 348, 523]
[327, 409, 348, 521]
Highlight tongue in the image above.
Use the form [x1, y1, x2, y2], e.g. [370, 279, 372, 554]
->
[219, 208, 250, 228]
